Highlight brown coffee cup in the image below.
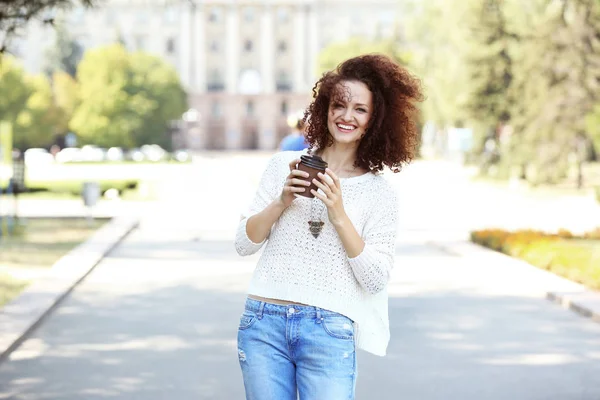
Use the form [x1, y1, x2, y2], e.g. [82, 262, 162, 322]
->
[295, 154, 328, 198]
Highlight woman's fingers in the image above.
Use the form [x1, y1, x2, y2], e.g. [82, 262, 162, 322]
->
[283, 184, 305, 193]
[290, 169, 310, 178]
[312, 177, 332, 196]
[290, 177, 311, 187]
[288, 158, 301, 172]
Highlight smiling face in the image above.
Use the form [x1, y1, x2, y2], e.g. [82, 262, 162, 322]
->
[327, 80, 373, 146]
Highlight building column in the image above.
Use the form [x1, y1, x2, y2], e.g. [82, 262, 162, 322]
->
[226, 5, 239, 94]
[260, 5, 275, 94]
[307, 4, 319, 87]
[293, 5, 306, 93]
[179, 3, 192, 90]
[258, 97, 277, 150]
[194, 5, 206, 92]
[225, 97, 242, 149]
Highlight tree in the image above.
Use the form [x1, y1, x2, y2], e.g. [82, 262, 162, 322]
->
[44, 20, 83, 77]
[506, 0, 600, 184]
[0, 0, 97, 53]
[402, 0, 472, 129]
[127, 51, 187, 148]
[0, 55, 31, 122]
[463, 0, 514, 129]
[317, 37, 411, 77]
[70, 44, 187, 148]
[13, 74, 58, 149]
[52, 70, 79, 135]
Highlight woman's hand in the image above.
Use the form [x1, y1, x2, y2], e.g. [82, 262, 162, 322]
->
[310, 168, 348, 227]
[279, 158, 310, 208]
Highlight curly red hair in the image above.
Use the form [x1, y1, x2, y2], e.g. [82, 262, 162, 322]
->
[304, 54, 424, 173]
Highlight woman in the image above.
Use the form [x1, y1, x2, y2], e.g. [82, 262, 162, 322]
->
[234, 54, 423, 399]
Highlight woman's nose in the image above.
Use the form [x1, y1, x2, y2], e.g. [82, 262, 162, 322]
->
[342, 108, 353, 121]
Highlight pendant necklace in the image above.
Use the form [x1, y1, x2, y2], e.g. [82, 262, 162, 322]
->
[308, 196, 326, 238]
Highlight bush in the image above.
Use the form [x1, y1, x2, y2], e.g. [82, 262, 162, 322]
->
[471, 228, 600, 290]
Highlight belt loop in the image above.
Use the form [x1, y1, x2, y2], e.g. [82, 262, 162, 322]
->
[316, 307, 322, 324]
[257, 302, 265, 320]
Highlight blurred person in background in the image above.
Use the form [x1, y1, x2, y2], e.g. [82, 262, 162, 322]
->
[234, 54, 424, 399]
[279, 110, 310, 151]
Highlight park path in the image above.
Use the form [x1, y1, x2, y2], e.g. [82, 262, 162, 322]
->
[0, 153, 599, 399]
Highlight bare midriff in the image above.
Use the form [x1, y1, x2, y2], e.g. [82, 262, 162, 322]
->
[248, 294, 308, 307]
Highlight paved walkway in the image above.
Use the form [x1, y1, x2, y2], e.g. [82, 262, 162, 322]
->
[0, 154, 599, 399]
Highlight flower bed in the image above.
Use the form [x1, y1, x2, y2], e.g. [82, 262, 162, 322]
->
[471, 228, 600, 290]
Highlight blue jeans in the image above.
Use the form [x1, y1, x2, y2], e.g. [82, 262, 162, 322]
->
[237, 298, 357, 400]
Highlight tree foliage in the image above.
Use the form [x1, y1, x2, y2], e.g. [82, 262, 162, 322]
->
[44, 20, 83, 77]
[0, 55, 31, 122]
[14, 74, 58, 149]
[70, 44, 187, 149]
[317, 37, 411, 77]
[404, 0, 600, 184]
[0, 0, 98, 53]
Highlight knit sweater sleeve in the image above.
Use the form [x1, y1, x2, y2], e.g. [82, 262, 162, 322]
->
[234, 153, 284, 256]
[347, 183, 399, 294]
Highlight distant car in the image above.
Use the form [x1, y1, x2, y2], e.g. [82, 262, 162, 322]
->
[141, 144, 167, 162]
[55, 147, 83, 163]
[80, 145, 105, 162]
[24, 148, 54, 165]
[106, 147, 124, 162]
[173, 149, 190, 162]
[127, 148, 145, 162]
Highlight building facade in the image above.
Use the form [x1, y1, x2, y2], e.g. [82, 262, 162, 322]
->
[12, 0, 402, 150]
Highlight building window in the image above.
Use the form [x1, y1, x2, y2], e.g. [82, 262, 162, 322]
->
[244, 40, 253, 52]
[277, 7, 289, 23]
[164, 6, 178, 23]
[105, 10, 116, 24]
[281, 101, 288, 116]
[244, 7, 255, 22]
[207, 69, 224, 92]
[212, 101, 222, 118]
[208, 7, 222, 23]
[137, 10, 149, 24]
[246, 100, 255, 117]
[71, 7, 85, 24]
[135, 35, 146, 50]
[166, 38, 176, 54]
[210, 40, 219, 52]
[277, 41, 287, 54]
[276, 70, 292, 92]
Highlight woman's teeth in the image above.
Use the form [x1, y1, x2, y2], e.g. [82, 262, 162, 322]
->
[337, 124, 355, 131]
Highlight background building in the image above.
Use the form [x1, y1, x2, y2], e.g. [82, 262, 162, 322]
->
[12, 0, 402, 151]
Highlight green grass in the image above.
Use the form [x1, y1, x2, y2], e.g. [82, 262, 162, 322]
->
[0, 217, 108, 306]
[0, 273, 28, 307]
[26, 179, 138, 195]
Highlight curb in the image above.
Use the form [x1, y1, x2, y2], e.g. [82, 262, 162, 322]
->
[428, 239, 600, 324]
[0, 215, 139, 362]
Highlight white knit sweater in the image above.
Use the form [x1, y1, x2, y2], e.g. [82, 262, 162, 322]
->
[235, 150, 399, 356]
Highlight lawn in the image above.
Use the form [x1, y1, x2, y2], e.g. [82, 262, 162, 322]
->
[1, 161, 189, 200]
[0, 217, 108, 306]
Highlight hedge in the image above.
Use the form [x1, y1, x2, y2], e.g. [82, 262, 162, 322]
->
[471, 228, 600, 290]
[4, 179, 139, 196]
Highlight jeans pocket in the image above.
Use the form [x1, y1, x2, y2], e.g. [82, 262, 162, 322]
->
[322, 315, 354, 340]
[238, 311, 257, 330]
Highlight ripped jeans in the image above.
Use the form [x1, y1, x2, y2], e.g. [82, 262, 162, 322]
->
[237, 298, 357, 400]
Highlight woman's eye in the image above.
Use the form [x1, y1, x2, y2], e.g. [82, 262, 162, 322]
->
[357, 108, 367, 113]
